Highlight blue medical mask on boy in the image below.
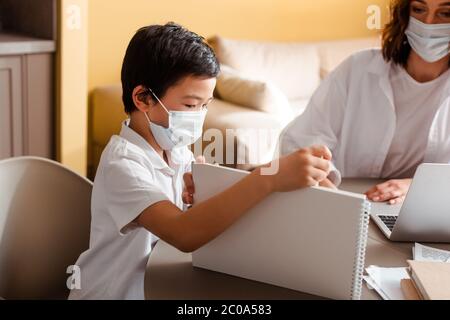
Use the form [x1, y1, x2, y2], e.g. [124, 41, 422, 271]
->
[405, 17, 450, 63]
[144, 88, 207, 151]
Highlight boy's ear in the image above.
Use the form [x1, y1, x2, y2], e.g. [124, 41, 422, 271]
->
[132, 85, 154, 112]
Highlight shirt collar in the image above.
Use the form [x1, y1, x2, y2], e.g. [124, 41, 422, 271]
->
[367, 52, 392, 76]
[368, 53, 450, 106]
[119, 120, 176, 174]
[367, 52, 450, 86]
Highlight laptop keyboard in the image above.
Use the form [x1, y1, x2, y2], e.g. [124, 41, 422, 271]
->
[378, 215, 398, 232]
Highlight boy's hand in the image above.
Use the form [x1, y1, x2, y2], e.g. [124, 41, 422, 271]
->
[270, 145, 332, 192]
[365, 179, 412, 205]
[319, 178, 337, 190]
[182, 156, 206, 206]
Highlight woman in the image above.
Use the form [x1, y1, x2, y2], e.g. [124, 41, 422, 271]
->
[280, 0, 450, 204]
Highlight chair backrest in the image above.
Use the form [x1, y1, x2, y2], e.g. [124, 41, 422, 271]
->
[0, 157, 92, 300]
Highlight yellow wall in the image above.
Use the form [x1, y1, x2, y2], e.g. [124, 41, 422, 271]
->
[57, 0, 88, 176]
[88, 0, 390, 92]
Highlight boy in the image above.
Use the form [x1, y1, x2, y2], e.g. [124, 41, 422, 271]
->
[69, 22, 332, 300]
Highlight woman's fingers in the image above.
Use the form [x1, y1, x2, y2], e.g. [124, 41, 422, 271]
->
[366, 181, 391, 197]
[371, 187, 401, 201]
[366, 181, 396, 200]
[366, 180, 408, 202]
[386, 189, 403, 199]
[389, 196, 406, 205]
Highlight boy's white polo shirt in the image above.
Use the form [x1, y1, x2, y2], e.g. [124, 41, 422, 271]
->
[69, 120, 194, 300]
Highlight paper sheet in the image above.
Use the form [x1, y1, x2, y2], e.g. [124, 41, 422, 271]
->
[365, 266, 410, 300]
[365, 244, 450, 300]
[414, 243, 450, 263]
[363, 276, 390, 300]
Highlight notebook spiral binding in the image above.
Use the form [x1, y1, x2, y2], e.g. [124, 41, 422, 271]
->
[351, 200, 371, 300]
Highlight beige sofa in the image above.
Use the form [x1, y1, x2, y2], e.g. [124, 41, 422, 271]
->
[89, 36, 380, 176]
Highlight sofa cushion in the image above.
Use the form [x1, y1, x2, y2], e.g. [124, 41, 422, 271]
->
[210, 36, 321, 101]
[216, 65, 293, 118]
[90, 85, 127, 147]
[89, 85, 128, 177]
[315, 37, 381, 78]
[289, 98, 310, 117]
[204, 99, 286, 169]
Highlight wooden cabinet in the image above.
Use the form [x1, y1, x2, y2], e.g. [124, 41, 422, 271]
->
[0, 0, 56, 161]
[0, 53, 54, 159]
[0, 56, 22, 158]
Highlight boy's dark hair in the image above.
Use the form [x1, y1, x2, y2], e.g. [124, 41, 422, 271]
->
[121, 22, 220, 114]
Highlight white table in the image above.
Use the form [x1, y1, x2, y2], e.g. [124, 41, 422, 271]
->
[145, 179, 450, 300]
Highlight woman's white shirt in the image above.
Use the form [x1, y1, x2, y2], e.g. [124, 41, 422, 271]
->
[279, 49, 450, 185]
[382, 63, 450, 178]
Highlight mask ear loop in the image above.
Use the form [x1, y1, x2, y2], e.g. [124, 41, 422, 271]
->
[137, 88, 153, 125]
[148, 88, 170, 115]
[143, 111, 152, 124]
[147, 87, 172, 129]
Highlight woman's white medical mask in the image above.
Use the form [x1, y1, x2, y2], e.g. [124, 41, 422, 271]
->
[405, 17, 450, 63]
[144, 88, 207, 151]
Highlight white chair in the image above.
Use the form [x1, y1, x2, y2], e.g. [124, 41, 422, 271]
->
[0, 157, 93, 299]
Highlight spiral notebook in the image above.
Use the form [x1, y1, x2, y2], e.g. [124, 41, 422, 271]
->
[191, 164, 371, 300]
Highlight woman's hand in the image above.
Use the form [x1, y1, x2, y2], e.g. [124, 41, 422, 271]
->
[365, 179, 412, 205]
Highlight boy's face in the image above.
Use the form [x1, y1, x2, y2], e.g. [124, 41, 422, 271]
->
[145, 75, 216, 128]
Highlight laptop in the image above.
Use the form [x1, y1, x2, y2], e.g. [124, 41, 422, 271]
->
[370, 163, 450, 243]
